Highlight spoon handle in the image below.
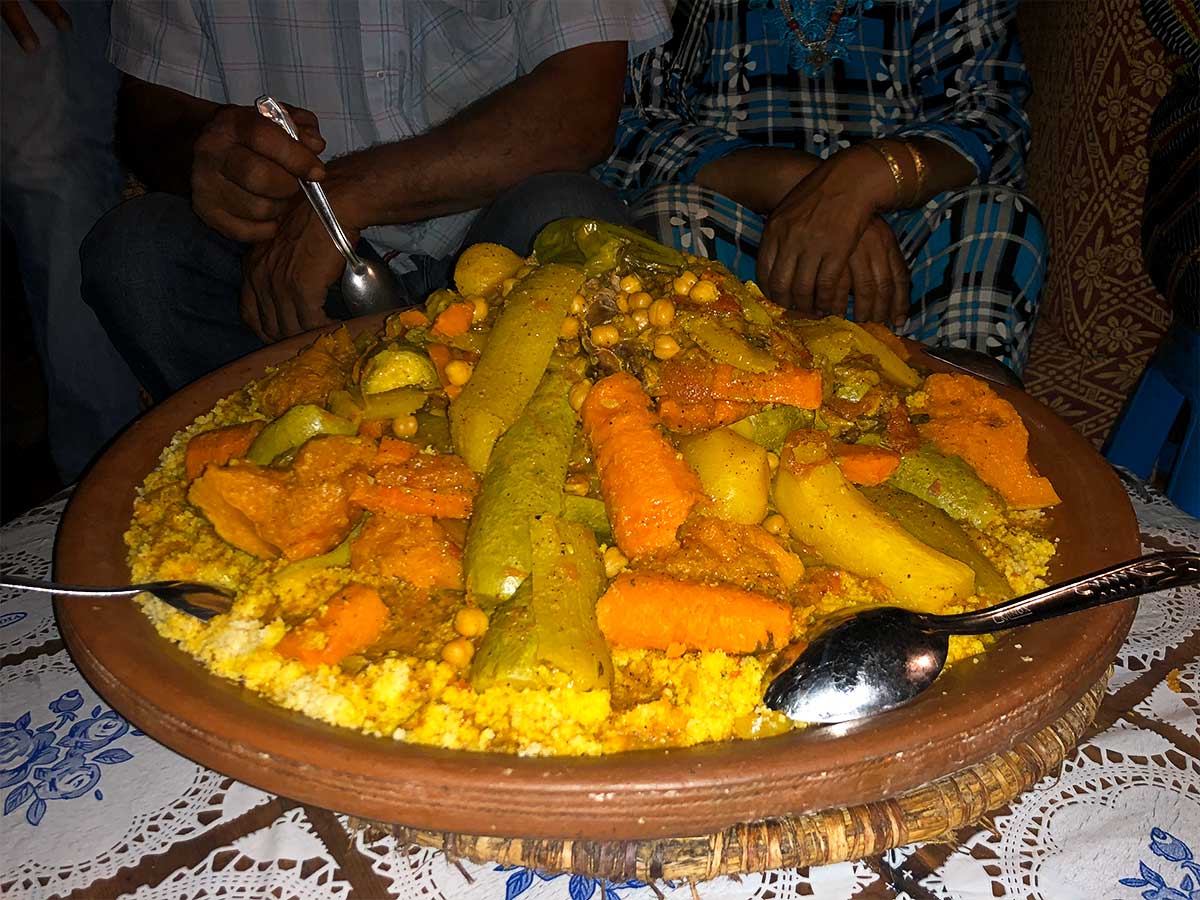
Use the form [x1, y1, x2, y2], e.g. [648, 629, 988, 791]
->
[0, 574, 143, 599]
[937, 550, 1200, 635]
[254, 95, 363, 270]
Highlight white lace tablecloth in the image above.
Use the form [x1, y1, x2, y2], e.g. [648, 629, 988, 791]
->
[2, 480, 1197, 900]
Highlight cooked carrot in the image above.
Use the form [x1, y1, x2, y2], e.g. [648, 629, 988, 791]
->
[596, 572, 792, 653]
[657, 360, 822, 413]
[358, 418, 388, 439]
[860, 322, 911, 361]
[349, 483, 474, 518]
[275, 583, 388, 669]
[426, 341, 452, 386]
[431, 301, 475, 338]
[657, 398, 755, 432]
[832, 442, 901, 486]
[917, 373, 1061, 509]
[396, 308, 430, 329]
[580, 373, 704, 558]
[184, 421, 265, 481]
[372, 437, 420, 467]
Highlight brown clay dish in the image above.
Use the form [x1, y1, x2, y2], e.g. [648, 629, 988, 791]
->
[54, 322, 1140, 841]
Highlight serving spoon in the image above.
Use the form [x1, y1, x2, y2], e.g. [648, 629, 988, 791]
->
[764, 550, 1200, 724]
[0, 575, 233, 622]
[920, 345, 1025, 390]
[254, 95, 404, 316]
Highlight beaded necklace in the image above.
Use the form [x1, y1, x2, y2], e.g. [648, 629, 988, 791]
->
[752, 0, 870, 76]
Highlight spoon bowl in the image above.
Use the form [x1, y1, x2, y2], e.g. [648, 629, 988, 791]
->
[766, 550, 1200, 725]
[255, 96, 406, 316]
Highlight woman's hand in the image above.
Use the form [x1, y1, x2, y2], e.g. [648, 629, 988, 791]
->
[192, 104, 327, 243]
[845, 217, 910, 324]
[757, 146, 902, 318]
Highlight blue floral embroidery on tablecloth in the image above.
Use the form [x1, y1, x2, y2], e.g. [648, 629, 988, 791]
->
[495, 864, 653, 900]
[1120, 828, 1200, 899]
[1, 690, 142, 826]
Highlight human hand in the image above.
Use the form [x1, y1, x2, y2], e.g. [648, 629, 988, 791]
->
[2, 0, 70, 52]
[757, 146, 898, 315]
[844, 217, 910, 325]
[239, 198, 346, 341]
[192, 104, 327, 243]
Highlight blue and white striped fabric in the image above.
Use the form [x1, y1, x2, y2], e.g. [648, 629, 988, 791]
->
[108, 0, 672, 269]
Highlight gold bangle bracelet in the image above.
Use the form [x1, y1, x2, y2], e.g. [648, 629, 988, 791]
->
[903, 141, 927, 205]
[866, 141, 906, 208]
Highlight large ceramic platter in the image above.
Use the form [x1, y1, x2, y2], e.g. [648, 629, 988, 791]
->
[54, 318, 1140, 841]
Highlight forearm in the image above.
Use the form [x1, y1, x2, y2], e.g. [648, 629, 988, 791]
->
[696, 148, 823, 215]
[117, 76, 219, 194]
[330, 42, 626, 230]
[868, 137, 977, 210]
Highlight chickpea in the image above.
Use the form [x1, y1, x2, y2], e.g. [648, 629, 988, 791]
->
[590, 324, 621, 348]
[688, 280, 720, 304]
[630, 290, 653, 310]
[648, 298, 676, 327]
[631, 309, 650, 329]
[570, 293, 586, 315]
[618, 273, 642, 294]
[391, 415, 419, 438]
[762, 513, 787, 535]
[559, 316, 581, 340]
[568, 379, 592, 411]
[501, 276, 518, 297]
[672, 271, 699, 295]
[442, 637, 475, 668]
[468, 296, 489, 322]
[616, 292, 631, 314]
[454, 607, 489, 638]
[444, 360, 474, 386]
[653, 334, 681, 360]
[603, 545, 629, 579]
[564, 474, 590, 496]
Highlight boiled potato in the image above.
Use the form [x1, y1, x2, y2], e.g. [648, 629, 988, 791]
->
[680, 428, 770, 524]
[772, 459, 975, 612]
[454, 242, 523, 297]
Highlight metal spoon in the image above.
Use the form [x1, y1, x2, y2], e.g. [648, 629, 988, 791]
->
[254, 95, 405, 316]
[921, 345, 1025, 390]
[0, 575, 233, 622]
[764, 550, 1200, 724]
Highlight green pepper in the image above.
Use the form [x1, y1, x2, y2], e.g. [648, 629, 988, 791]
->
[360, 347, 439, 393]
[414, 409, 453, 453]
[731, 279, 774, 327]
[275, 517, 365, 579]
[729, 405, 815, 453]
[562, 494, 611, 541]
[797, 318, 920, 388]
[532, 218, 684, 277]
[682, 317, 777, 373]
[246, 404, 358, 466]
[449, 264, 582, 473]
[463, 372, 575, 600]
[470, 514, 612, 691]
[888, 445, 1005, 530]
[329, 387, 427, 422]
[861, 485, 1013, 599]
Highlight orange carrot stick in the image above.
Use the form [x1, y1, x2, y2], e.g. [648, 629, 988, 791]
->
[657, 360, 822, 412]
[372, 437, 421, 467]
[350, 483, 474, 518]
[596, 572, 792, 653]
[275, 583, 388, 669]
[832, 442, 901, 486]
[431, 301, 475, 338]
[396, 309, 429, 329]
[184, 421, 265, 481]
[580, 373, 704, 558]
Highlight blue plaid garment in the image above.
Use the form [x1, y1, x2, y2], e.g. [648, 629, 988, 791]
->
[108, 0, 673, 273]
[596, 0, 1048, 373]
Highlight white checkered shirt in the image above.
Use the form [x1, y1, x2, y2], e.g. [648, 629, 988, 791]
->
[109, 0, 672, 267]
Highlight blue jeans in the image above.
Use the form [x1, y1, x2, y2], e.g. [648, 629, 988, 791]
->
[82, 172, 630, 401]
[1, 1, 140, 480]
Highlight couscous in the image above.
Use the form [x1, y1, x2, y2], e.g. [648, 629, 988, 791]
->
[126, 220, 1057, 756]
